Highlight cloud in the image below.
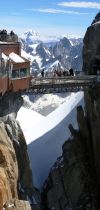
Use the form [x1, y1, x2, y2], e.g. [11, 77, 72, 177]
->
[27, 8, 89, 15]
[58, 1, 100, 9]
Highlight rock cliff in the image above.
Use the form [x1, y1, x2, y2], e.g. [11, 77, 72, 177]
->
[83, 12, 100, 74]
[42, 13, 100, 210]
[42, 105, 98, 210]
[0, 92, 41, 210]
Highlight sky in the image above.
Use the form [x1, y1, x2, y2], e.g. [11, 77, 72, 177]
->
[0, 0, 100, 38]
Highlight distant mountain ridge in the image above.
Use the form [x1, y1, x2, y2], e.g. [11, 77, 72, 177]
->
[20, 30, 83, 75]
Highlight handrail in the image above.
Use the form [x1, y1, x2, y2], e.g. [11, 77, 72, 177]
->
[26, 75, 100, 94]
[31, 75, 98, 82]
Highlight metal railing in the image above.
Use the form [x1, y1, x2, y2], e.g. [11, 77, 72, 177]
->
[27, 75, 99, 94]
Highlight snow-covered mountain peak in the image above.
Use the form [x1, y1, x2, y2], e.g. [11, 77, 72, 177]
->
[20, 30, 60, 43]
[20, 30, 83, 74]
[20, 30, 83, 44]
[20, 30, 41, 45]
[20, 30, 40, 38]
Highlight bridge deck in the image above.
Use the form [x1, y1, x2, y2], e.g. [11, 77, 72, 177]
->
[28, 75, 100, 94]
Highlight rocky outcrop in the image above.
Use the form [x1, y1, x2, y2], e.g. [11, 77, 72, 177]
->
[0, 92, 23, 117]
[0, 92, 41, 210]
[42, 105, 98, 210]
[4, 114, 41, 209]
[0, 122, 18, 210]
[92, 12, 100, 25]
[83, 12, 100, 74]
[4, 199, 31, 210]
[83, 13, 100, 195]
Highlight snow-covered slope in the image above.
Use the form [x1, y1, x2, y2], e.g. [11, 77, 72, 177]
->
[17, 92, 84, 189]
[22, 93, 70, 115]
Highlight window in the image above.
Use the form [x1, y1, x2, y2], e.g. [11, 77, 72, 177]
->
[12, 70, 19, 78]
[11, 68, 30, 79]
[20, 68, 30, 77]
[0, 69, 2, 76]
[0, 58, 7, 76]
[27, 68, 30, 75]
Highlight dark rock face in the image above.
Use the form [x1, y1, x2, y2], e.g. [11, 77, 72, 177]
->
[83, 12, 100, 74]
[0, 92, 23, 117]
[42, 105, 98, 210]
[84, 87, 100, 193]
[92, 12, 100, 24]
[82, 13, 100, 197]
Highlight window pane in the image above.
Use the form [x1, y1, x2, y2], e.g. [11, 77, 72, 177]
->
[12, 70, 19, 78]
[20, 68, 28, 77]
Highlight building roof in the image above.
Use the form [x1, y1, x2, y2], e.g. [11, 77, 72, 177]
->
[9, 52, 25, 63]
[0, 41, 18, 44]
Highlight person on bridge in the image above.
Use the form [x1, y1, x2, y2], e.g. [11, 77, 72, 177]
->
[41, 69, 45, 77]
[63, 70, 66, 76]
[69, 68, 74, 76]
[53, 69, 57, 77]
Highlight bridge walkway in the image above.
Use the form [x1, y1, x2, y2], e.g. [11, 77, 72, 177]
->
[27, 75, 100, 94]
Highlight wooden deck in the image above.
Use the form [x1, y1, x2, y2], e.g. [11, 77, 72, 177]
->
[27, 75, 100, 94]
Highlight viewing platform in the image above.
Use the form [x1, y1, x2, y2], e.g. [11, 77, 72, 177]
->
[27, 75, 100, 94]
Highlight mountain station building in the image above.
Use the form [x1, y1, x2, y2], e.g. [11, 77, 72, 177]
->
[0, 30, 31, 94]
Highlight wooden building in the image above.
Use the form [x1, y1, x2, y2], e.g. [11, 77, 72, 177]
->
[0, 31, 31, 94]
[9, 52, 30, 92]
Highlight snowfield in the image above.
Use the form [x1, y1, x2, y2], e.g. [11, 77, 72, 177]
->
[17, 91, 84, 189]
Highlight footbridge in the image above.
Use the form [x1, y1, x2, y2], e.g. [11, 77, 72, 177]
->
[28, 75, 100, 94]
